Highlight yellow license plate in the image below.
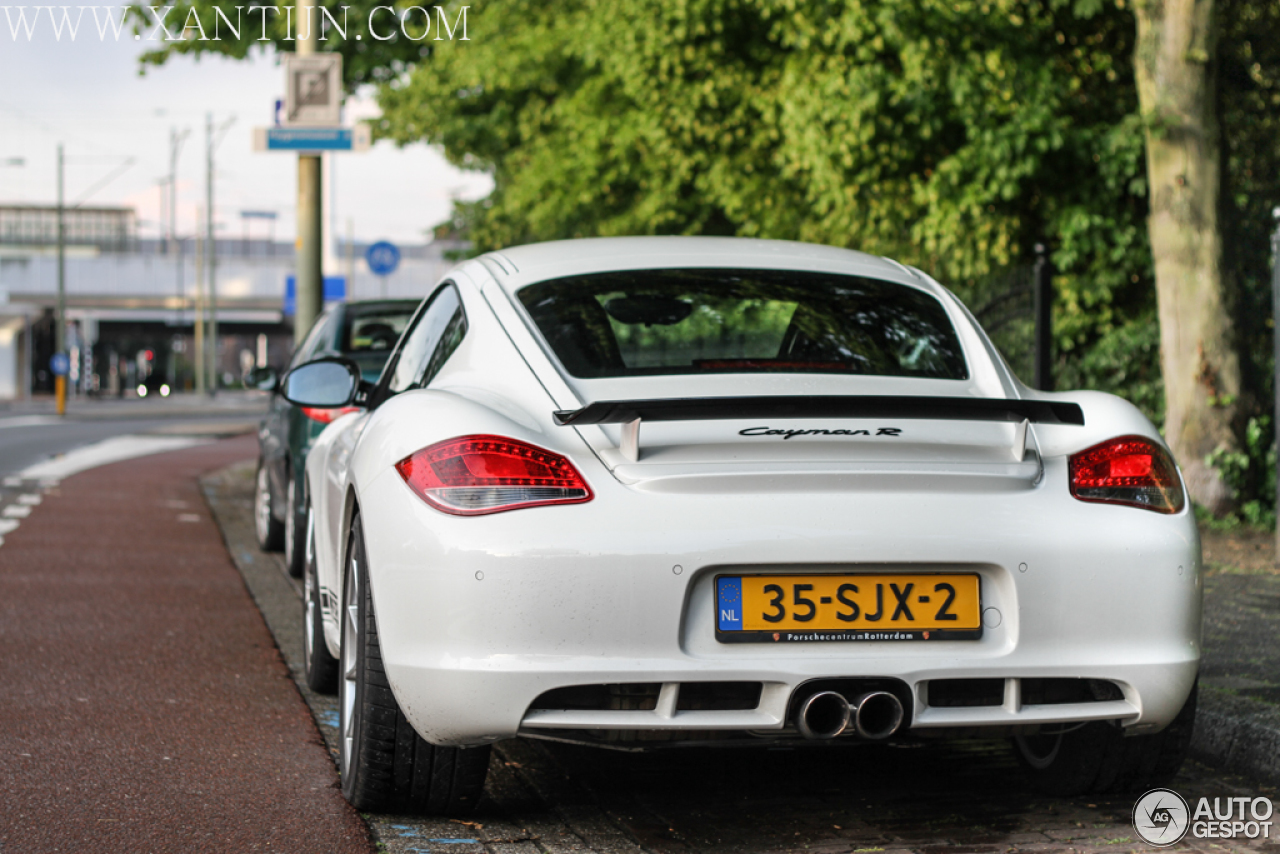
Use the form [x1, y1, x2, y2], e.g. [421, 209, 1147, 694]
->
[715, 574, 982, 643]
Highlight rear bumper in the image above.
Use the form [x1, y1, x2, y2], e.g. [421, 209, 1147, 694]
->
[354, 459, 1202, 747]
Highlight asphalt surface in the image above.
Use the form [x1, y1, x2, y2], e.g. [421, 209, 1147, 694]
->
[0, 391, 267, 475]
[0, 435, 371, 854]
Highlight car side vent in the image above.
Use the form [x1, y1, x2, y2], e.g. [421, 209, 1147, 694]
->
[927, 678, 1004, 707]
[529, 683, 662, 712]
[676, 682, 763, 711]
[1022, 678, 1124, 705]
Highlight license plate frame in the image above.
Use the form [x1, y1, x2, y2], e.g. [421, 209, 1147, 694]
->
[714, 572, 984, 643]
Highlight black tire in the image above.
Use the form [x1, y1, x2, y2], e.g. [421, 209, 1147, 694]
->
[338, 515, 491, 814]
[253, 460, 284, 551]
[303, 500, 338, 693]
[1014, 681, 1197, 796]
[283, 474, 306, 578]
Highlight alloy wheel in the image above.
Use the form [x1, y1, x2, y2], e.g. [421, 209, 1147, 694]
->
[303, 508, 319, 663]
[254, 465, 273, 544]
[340, 549, 361, 779]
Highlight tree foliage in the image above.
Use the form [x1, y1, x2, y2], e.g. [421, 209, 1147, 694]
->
[377, 0, 1168, 401]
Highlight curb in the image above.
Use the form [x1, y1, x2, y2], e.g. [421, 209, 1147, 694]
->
[1192, 689, 1280, 785]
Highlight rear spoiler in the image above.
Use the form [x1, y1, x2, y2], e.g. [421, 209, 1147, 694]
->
[553, 396, 1084, 462]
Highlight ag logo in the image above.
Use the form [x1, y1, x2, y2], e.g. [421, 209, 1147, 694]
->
[1132, 788, 1190, 847]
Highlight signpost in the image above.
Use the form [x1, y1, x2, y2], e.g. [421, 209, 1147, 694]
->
[366, 241, 400, 297]
[254, 46, 376, 345]
[254, 37, 341, 347]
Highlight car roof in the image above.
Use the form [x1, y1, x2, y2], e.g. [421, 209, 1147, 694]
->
[475, 236, 934, 295]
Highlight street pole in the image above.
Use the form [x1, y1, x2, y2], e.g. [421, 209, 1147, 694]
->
[201, 114, 236, 394]
[294, 0, 324, 347]
[206, 113, 216, 393]
[55, 143, 66, 416]
[169, 127, 188, 327]
[194, 208, 205, 395]
[345, 217, 354, 299]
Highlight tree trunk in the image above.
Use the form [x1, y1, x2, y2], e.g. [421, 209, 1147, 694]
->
[1134, 0, 1240, 513]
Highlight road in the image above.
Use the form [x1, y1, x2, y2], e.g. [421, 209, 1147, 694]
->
[205, 459, 1280, 854]
[0, 393, 265, 476]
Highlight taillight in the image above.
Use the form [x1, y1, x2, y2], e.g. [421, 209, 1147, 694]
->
[301, 406, 361, 424]
[395, 435, 593, 515]
[1069, 435, 1185, 514]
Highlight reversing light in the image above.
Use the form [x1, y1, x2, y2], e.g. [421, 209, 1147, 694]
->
[1069, 435, 1185, 514]
[301, 406, 361, 424]
[395, 434, 593, 515]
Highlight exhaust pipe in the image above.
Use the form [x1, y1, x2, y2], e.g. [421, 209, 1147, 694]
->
[795, 691, 852, 739]
[850, 691, 905, 740]
[793, 689, 906, 741]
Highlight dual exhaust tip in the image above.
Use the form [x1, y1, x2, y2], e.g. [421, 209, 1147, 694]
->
[794, 690, 905, 741]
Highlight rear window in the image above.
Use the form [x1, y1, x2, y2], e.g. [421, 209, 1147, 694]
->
[341, 306, 416, 354]
[517, 268, 968, 380]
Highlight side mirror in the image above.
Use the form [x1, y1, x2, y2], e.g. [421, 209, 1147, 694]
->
[244, 365, 280, 392]
[282, 358, 361, 408]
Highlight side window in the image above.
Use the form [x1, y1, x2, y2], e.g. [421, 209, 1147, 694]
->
[289, 310, 336, 370]
[385, 285, 466, 396]
[421, 308, 467, 388]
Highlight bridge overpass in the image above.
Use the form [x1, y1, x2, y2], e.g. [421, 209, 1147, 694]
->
[0, 205, 459, 399]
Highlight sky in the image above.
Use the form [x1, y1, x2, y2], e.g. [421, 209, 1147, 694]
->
[0, 8, 493, 247]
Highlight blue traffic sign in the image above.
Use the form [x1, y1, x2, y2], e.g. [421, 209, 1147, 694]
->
[50, 353, 69, 376]
[265, 127, 355, 151]
[366, 241, 401, 276]
[284, 275, 347, 316]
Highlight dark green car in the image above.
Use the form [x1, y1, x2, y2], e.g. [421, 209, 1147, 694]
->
[248, 299, 419, 576]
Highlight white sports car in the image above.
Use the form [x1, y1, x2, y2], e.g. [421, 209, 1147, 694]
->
[283, 237, 1200, 815]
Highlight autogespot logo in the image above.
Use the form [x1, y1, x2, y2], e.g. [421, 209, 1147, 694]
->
[1132, 788, 1191, 847]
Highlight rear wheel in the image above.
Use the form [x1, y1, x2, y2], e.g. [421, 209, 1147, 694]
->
[283, 475, 306, 578]
[303, 501, 338, 693]
[1014, 681, 1197, 795]
[253, 461, 284, 551]
[338, 515, 490, 814]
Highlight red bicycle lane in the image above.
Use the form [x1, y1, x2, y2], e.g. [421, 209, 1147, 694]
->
[0, 434, 373, 854]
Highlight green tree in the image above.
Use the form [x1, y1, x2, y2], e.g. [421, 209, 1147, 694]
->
[382, 0, 1155, 380]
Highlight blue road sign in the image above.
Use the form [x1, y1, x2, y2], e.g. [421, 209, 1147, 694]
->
[284, 275, 347, 316]
[365, 241, 400, 276]
[265, 127, 355, 151]
[50, 353, 69, 376]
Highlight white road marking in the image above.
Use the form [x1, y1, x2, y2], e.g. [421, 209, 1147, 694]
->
[177, 513, 201, 523]
[3, 477, 22, 487]
[3, 505, 31, 518]
[0, 416, 63, 431]
[17, 494, 40, 506]
[0, 519, 18, 535]
[20, 435, 213, 481]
